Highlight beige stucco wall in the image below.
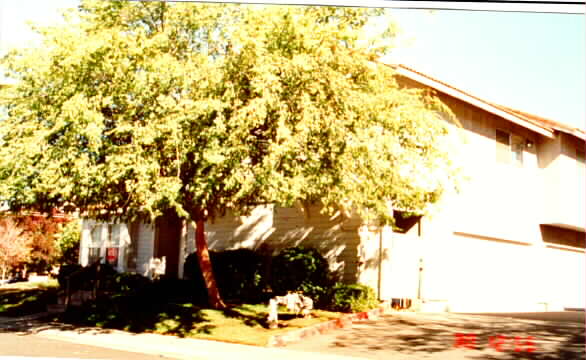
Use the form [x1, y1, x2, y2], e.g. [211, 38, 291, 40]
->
[540, 133, 586, 229]
[396, 83, 586, 312]
[424, 94, 543, 244]
[541, 245, 586, 310]
[355, 224, 387, 298]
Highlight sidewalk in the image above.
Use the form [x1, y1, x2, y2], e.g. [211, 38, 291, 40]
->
[33, 326, 367, 360]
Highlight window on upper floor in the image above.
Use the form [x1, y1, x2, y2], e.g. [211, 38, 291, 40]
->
[496, 129, 524, 166]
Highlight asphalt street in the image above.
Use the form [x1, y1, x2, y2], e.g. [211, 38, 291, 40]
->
[0, 311, 584, 360]
[285, 311, 586, 360]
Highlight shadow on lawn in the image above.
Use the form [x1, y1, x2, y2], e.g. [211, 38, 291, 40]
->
[221, 306, 269, 328]
[0, 287, 58, 317]
[0, 301, 215, 338]
[220, 305, 300, 329]
[329, 312, 585, 360]
[56, 298, 215, 338]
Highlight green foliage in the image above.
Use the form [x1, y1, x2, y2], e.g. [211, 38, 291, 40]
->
[61, 294, 207, 336]
[53, 219, 81, 265]
[108, 272, 151, 294]
[327, 283, 378, 313]
[269, 246, 332, 304]
[59, 298, 339, 346]
[57, 262, 118, 292]
[212, 249, 267, 302]
[184, 249, 268, 303]
[0, 1, 460, 227]
[0, 1, 461, 309]
[0, 286, 58, 317]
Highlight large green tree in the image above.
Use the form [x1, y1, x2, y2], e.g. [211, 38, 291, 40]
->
[0, 1, 460, 308]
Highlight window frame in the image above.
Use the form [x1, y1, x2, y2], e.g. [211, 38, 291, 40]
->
[496, 128, 525, 166]
[87, 223, 124, 269]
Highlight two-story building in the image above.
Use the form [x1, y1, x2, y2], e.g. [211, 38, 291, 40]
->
[79, 65, 585, 313]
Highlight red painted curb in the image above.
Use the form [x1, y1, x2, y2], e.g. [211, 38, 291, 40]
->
[266, 301, 391, 347]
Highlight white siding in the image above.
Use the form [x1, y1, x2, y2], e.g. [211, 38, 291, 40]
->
[79, 221, 92, 267]
[183, 204, 364, 283]
[135, 223, 155, 276]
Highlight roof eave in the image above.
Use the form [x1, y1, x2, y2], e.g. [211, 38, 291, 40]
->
[555, 128, 586, 142]
[393, 66, 556, 139]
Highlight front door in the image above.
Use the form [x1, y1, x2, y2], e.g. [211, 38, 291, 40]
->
[154, 210, 182, 278]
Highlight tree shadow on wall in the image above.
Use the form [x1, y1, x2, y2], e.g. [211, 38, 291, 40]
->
[207, 204, 364, 284]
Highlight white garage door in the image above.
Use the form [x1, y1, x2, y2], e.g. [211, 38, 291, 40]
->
[422, 233, 542, 312]
[542, 246, 585, 310]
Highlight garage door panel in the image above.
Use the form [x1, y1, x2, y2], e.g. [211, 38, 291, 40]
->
[423, 233, 541, 312]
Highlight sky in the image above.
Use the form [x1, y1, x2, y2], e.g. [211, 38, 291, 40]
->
[0, 0, 584, 130]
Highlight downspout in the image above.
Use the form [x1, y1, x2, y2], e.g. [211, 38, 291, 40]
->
[177, 219, 187, 279]
[377, 226, 383, 301]
[417, 219, 422, 301]
[378, 203, 394, 301]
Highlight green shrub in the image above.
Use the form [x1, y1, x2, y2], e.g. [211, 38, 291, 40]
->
[327, 283, 378, 313]
[57, 264, 83, 289]
[269, 246, 332, 304]
[108, 272, 151, 293]
[183, 249, 268, 303]
[148, 277, 205, 303]
[57, 263, 118, 292]
[53, 220, 81, 265]
[213, 249, 267, 302]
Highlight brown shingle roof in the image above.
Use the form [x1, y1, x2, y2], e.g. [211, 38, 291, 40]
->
[492, 104, 586, 140]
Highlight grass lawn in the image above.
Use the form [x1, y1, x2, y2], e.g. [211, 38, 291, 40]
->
[0, 280, 58, 317]
[59, 301, 341, 346]
[1, 279, 344, 346]
[186, 305, 340, 345]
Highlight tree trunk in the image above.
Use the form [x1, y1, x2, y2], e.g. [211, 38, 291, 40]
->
[195, 219, 225, 309]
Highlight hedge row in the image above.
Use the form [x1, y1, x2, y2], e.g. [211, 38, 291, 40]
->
[183, 246, 378, 312]
[59, 246, 378, 313]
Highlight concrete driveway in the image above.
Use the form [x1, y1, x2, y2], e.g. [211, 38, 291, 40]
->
[285, 311, 586, 360]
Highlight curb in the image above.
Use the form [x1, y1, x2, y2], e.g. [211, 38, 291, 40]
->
[0, 312, 50, 324]
[267, 301, 391, 347]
